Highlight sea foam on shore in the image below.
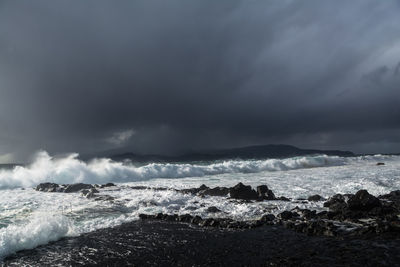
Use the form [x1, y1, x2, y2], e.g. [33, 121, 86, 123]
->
[1, 153, 400, 261]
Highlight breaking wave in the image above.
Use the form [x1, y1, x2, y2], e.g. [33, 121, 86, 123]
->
[0, 151, 395, 190]
[0, 213, 74, 260]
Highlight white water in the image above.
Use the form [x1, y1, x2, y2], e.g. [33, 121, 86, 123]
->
[1, 152, 399, 260]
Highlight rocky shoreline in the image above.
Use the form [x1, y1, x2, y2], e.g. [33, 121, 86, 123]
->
[3, 181, 398, 266]
[3, 220, 400, 266]
[35, 181, 400, 238]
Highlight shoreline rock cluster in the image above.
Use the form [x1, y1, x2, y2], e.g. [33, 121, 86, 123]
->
[132, 182, 291, 201]
[34, 181, 400, 237]
[137, 184, 400, 237]
[35, 182, 116, 201]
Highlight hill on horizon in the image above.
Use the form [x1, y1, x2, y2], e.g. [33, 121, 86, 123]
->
[105, 144, 355, 163]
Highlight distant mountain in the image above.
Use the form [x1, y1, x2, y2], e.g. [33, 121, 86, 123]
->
[108, 144, 354, 163]
[0, 163, 22, 169]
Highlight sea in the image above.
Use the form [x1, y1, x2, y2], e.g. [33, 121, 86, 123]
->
[1, 151, 399, 261]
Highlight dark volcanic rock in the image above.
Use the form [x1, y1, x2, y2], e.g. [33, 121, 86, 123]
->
[292, 208, 317, 220]
[256, 185, 276, 200]
[64, 183, 94, 193]
[180, 184, 209, 194]
[4, 220, 400, 267]
[347, 190, 381, 211]
[81, 188, 99, 198]
[323, 194, 347, 212]
[177, 214, 193, 223]
[207, 206, 221, 213]
[130, 186, 149, 190]
[308, 194, 324, 201]
[35, 183, 61, 192]
[100, 183, 116, 188]
[379, 190, 400, 202]
[229, 182, 258, 200]
[276, 196, 291, 201]
[260, 214, 275, 222]
[199, 186, 230, 197]
[278, 211, 297, 220]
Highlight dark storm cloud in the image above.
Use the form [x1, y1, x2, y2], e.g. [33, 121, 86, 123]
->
[1, 0, 400, 161]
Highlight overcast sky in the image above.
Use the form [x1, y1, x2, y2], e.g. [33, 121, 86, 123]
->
[1, 0, 400, 162]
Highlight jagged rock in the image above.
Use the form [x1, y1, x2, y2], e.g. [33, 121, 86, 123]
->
[81, 188, 99, 198]
[178, 214, 193, 223]
[276, 196, 291, 201]
[379, 190, 400, 212]
[260, 214, 275, 222]
[229, 183, 258, 200]
[256, 185, 276, 200]
[101, 183, 116, 188]
[35, 183, 61, 192]
[130, 186, 149, 190]
[138, 213, 151, 219]
[291, 208, 317, 220]
[199, 218, 214, 227]
[198, 184, 208, 190]
[191, 216, 202, 224]
[64, 183, 94, 193]
[323, 194, 347, 212]
[348, 190, 381, 211]
[207, 206, 221, 213]
[307, 194, 324, 201]
[278, 211, 297, 220]
[379, 190, 400, 201]
[199, 187, 230, 197]
[180, 184, 209, 194]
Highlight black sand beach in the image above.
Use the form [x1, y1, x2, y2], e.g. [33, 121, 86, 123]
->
[3, 220, 400, 267]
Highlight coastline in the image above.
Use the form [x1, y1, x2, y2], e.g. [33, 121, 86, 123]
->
[3, 219, 400, 266]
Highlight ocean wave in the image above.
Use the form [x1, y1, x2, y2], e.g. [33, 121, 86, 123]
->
[0, 213, 74, 260]
[0, 151, 396, 190]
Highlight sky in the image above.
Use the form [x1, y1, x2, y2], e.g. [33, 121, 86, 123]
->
[1, 0, 400, 162]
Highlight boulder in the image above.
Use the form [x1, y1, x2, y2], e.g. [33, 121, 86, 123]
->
[199, 187, 230, 197]
[191, 216, 203, 225]
[177, 214, 193, 223]
[256, 185, 276, 200]
[64, 183, 94, 193]
[100, 183, 116, 188]
[207, 206, 221, 213]
[379, 190, 400, 201]
[229, 183, 258, 200]
[180, 184, 209, 194]
[276, 196, 291, 201]
[35, 183, 60, 192]
[347, 190, 381, 211]
[81, 188, 99, 198]
[130, 186, 149, 190]
[260, 214, 275, 222]
[323, 194, 347, 212]
[278, 211, 297, 220]
[308, 194, 324, 202]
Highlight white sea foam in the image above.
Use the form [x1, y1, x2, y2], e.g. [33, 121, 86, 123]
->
[0, 150, 395, 190]
[0, 152, 399, 261]
[0, 213, 75, 260]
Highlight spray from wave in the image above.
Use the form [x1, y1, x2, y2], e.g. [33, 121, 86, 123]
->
[0, 151, 394, 190]
[0, 213, 74, 260]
